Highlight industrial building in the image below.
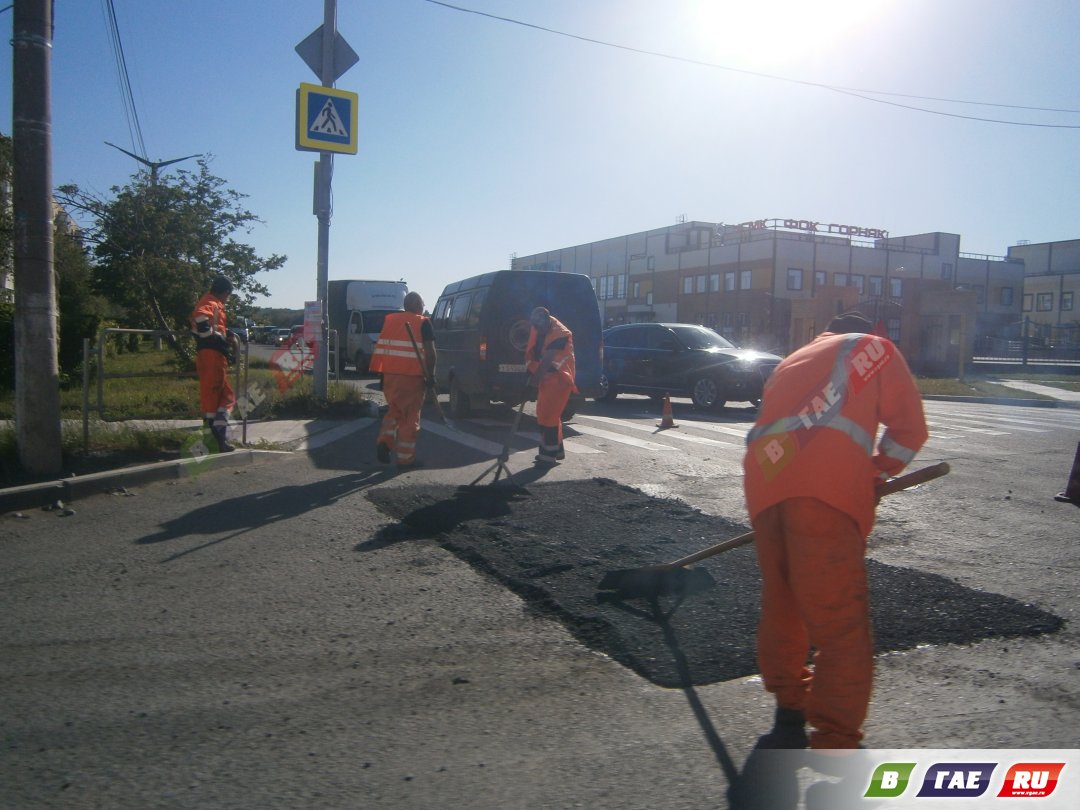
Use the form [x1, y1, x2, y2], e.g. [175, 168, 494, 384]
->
[512, 219, 1079, 373]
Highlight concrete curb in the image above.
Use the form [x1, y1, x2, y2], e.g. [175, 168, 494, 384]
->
[0, 449, 289, 515]
[921, 394, 1063, 408]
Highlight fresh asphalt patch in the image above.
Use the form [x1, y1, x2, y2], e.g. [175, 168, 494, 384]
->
[364, 478, 1063, 688]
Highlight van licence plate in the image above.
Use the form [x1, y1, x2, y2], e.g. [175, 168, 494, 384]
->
[498, 363, 527, 373]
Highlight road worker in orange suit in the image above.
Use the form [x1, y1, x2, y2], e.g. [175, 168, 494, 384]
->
[190, 275, 240, 453]
[526, 307, 577, 466]
[369, 292, 435, 469]
[742, 311, 928, 750]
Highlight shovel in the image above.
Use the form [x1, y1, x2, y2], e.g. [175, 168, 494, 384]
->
[597, 461, 951, 600]
[404, 321, 455, 430]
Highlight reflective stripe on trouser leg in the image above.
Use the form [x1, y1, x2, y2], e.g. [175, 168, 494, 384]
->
[753, 497, 872, 750]
[382, 373, 426, 464]
[538, 425, 561, 460]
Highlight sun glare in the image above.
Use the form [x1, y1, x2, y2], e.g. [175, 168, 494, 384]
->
[688, 0, 889, 70]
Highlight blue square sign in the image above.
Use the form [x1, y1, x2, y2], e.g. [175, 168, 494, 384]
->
[296, 82, 358, 154]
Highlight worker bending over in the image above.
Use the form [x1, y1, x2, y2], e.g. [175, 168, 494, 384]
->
[369, 292, 435, 469]
[525, 307, 577, 466]
[743, 312, 928, 749]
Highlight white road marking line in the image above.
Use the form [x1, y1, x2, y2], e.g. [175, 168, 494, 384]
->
[924, 420, 1008, 436]
[616, 413, 751, 438]
[573, 413, 740, 447]
[296, 418, 375, 450]
[569, 423, 688, 454]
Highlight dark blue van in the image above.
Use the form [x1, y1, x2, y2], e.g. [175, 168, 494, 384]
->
[431, 270, 603, 418]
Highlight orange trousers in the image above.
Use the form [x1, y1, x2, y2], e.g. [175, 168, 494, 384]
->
[196, 349, 235, 418]
[378, 374, 426, 465]
[535, 373, 574, 430]
[752, 497, 873, 749]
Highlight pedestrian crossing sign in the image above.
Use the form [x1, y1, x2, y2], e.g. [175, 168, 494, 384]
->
[296, 82, 358, 155]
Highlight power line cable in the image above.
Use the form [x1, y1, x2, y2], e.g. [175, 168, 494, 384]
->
[101, 0, 147, 158]
[422, 0, 1080, 129]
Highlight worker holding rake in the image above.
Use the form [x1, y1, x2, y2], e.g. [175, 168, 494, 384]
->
[369, 292, 436, 469]
[742, 312, 928, 750]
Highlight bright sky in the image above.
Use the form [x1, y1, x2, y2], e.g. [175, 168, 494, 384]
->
[2, 0, 1078, 313]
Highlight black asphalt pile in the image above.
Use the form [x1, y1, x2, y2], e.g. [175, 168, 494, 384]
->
[364, 478, 1063, 688]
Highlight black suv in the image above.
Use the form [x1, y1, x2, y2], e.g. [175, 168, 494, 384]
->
[599, 323, 782, 410]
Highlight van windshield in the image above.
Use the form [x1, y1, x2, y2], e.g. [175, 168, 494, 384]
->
[671, 326, 737, 350]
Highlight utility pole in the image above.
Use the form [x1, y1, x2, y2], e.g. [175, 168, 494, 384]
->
[313, 0, 335, 400]
[295, 0, 357, 399]
[12, 0, 62, 475]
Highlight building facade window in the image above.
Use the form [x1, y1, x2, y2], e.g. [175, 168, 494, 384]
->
[814, 270, 826, 290]
[787, 268, 803, 291]
[1063, 292, 1074, 312]
[868, 276, 883, 296]
[696, 275, 707, 293]
[849, 274, 864, 293]
[1036, 292, 1053, 312]
[740, 270, 752, 289]
[709, 273, 720, 292]
[632, 281, 641, 299]
[834, 272, 849, 287]
[890, 278, 903, 298]
[1000, 287, 1014, 306]
[1023, 293, 1033, 312]
[724, 272, 736, 291]
[683, 276, 693, 295]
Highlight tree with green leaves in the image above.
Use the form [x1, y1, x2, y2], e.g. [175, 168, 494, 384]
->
[56, 156, 285, 359]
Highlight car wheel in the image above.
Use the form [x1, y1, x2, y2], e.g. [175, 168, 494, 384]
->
[354, 351, 368, 375]
[690, 376, 724, 411]
[597, 372, 618, 402]
[449, 377, 472, 419]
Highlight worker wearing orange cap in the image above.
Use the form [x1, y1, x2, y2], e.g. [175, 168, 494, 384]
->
[369, 292, 435, 469]
[525, 307, 577, 466]
[743, 312, 928, 750]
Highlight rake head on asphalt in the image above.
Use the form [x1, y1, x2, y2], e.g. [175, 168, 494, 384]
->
[596, 565, 717, 600]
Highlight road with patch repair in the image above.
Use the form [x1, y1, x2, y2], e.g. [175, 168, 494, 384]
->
[2, 389, 1078, 808]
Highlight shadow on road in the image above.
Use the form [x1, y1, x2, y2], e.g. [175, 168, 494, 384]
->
[136, 469, 390, 561]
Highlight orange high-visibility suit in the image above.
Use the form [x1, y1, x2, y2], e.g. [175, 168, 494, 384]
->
[526, 315, 577, 463]
[743, 328, 928, 748]
[369, 311, 433, 467]
[190, 292, 236, 421]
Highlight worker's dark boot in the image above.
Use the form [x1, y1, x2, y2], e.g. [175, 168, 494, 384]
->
[756, 706, 809, 749]
[209, 416, 235, 453]
[376, 442, 391, 464]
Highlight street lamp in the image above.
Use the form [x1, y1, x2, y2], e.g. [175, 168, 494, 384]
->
[105, 142, 201, 185]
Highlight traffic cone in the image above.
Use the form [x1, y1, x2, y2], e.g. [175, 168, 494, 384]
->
[1054, 441, 1080, 506]
[658, 393, 676, 429]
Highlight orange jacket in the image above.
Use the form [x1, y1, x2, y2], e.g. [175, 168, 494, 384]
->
[743, 331, 928, 536]
[369, 312, 430, 377]
[525, 316, 577, 389]
[191, 292, 230, 355]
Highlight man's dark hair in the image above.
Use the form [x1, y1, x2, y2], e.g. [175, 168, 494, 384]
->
[827, 312, 873, 334]
[210, 276, 234, 296]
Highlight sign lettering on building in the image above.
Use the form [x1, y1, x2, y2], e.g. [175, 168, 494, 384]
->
[718, 218, 889, 240]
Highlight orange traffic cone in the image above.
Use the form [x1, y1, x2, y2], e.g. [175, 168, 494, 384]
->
[658, 393, 676, 429]
[1054, 441, 1080, 506]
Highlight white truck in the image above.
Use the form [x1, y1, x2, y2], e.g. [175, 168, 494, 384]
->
[327, 279, 409, 373]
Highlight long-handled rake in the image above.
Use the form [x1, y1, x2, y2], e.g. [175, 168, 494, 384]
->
[403, 321, 456, 430]
[461, 396, 529, 489]
[597, 462, 951, 600]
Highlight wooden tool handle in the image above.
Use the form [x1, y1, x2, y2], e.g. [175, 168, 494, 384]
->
[660, 461, 951, 571]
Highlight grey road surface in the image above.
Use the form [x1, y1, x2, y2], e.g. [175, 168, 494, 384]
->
[2, 394, 1078, 809]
